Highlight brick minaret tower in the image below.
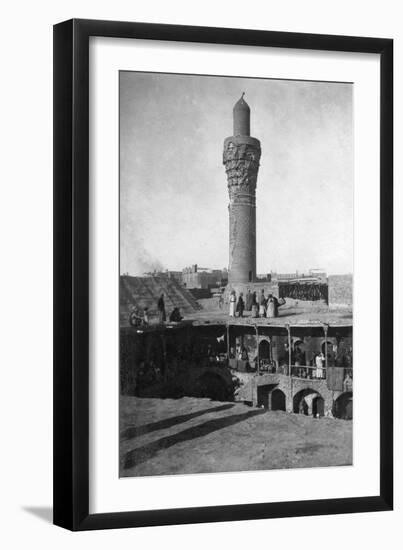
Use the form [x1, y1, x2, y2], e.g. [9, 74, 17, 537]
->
[223, 94, 261, 284]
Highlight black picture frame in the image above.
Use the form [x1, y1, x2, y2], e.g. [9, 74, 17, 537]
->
[53, 18, 393, 531]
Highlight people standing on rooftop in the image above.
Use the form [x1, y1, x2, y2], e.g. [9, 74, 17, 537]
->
[266, 294, 285, 318]
[266, 294, 276, 318]
[245, 288, 252, 311]
[251, 292, 259, 318]
[259, 289, 266, 317]
[236, 292, 245, 318]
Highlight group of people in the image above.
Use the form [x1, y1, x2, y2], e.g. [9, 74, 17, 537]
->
[128, 293, 184, 327]
[229, 288, 285, 318]
[279, 282, 328, 302]
[158, 294, 184, 322]
[128, 306, 150, 327]
[290, 351, 326, 379]
[229, 345, 249, 361]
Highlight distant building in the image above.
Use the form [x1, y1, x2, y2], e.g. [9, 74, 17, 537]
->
[270, 269, 327, 283]
[182, 264, 228, 289]
[143, 269, 183, 283]
[256, 273, 272, 282]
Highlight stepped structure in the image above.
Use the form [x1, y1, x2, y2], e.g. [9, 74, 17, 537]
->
[223, 94, 261, 285]
[120, 275, 201, 326]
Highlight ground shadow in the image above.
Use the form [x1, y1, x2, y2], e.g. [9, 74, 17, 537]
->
[124, 408, 266, 470]
[22, 506, 53, 524]
[121, 403, 235, 441]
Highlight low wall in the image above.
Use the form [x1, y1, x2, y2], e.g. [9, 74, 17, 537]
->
[328, 274, 353, 309]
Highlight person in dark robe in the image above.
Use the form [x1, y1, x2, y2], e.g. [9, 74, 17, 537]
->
[251, 292, 259, 318]
[169, 307, 183, 322]
[245, 288, 253, 311]
[236, 292, 245, 317]
[157, 293, 166, 323]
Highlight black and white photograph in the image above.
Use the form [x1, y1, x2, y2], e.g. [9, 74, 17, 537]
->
[119, 71, 354, 478]
[0, 0, 397, 543]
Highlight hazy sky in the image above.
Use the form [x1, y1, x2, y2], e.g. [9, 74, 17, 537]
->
[120, 71, 353, 276]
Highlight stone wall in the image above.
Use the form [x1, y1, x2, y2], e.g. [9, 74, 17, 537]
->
[328, 274, 353, 309]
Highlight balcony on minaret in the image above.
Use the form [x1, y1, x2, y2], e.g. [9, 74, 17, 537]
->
[233, 93, 250, 136]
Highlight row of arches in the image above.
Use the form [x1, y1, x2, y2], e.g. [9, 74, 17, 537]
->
[293, 388, 353, 419]
[257, 384, 286, 410]
[293, 389, 325, 417]
[257, 385, 353, 420]
[258, 338, 336, 363]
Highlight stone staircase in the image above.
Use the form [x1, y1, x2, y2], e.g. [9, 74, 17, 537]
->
[120, 275, 202, 326]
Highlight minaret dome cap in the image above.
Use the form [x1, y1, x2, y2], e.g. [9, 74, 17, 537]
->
[233, 92, 250, 136]
[233, 92, 250, 113]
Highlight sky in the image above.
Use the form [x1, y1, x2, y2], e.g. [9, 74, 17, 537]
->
[120, 71, 353, 276]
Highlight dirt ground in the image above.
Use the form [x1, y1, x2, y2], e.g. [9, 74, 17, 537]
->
[191, 297, 352, 325]
[120, 396, 352, 477]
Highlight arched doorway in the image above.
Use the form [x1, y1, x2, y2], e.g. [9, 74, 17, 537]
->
[259, 339, 271, 360]
[293, 388, 324, 417]
[257, 384, 277, 408]
[333, 392, 353, 419]
[312, 394, 325, 417]
[294, 339, 304, 349]
[271, 389, 286, 411]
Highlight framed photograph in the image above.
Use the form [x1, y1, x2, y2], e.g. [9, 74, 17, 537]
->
[53, 19, 393, 530]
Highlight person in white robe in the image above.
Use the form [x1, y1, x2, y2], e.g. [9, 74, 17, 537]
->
[229, 290, 236, 317]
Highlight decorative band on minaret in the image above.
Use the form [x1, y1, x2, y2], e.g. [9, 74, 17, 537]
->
[223, 93, 261, 284]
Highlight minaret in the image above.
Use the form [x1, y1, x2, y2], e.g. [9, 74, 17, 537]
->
[223, 94, 261, 284]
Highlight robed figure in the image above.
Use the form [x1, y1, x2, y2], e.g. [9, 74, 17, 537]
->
[229, 291, 236, 317]
[157, 294, 166, 323]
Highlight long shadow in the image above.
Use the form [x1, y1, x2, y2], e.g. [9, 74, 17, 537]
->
[22, 506, 53, 523]
[121, 403, 235, 441]
[124, 409, 266, 470]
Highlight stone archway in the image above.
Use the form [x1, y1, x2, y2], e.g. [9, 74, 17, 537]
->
[293, 388, 324, 417]
[294, 339, 304, 349]
[271, 389, 286, 411]
[257, 384, 277, 408]
[259, 339, 271, 360]
[312, 394, 325, 417]
[333, 392, 353, 419]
